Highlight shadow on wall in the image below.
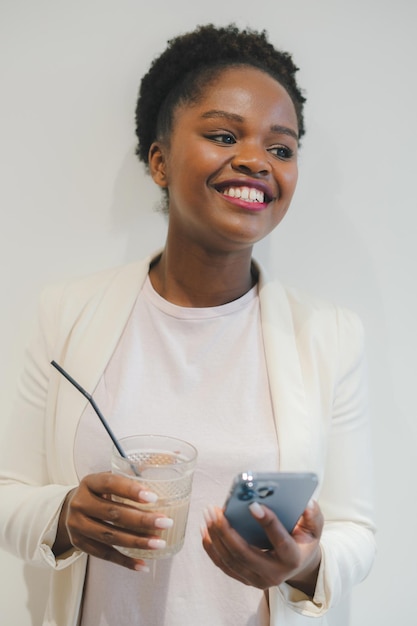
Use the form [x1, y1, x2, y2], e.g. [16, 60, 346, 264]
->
[24, 564, 50, 625]
[328, 596, 350, 626]
[109, 147, 167, 263]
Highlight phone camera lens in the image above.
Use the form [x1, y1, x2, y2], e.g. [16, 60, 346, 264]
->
[257, 486, 274, 498]
[238, 486, 256, 501]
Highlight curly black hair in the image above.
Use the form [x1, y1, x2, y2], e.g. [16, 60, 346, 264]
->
[135, 24, 306, 166]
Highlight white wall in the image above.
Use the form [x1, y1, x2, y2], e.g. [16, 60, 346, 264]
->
[1, 1, 416, 624]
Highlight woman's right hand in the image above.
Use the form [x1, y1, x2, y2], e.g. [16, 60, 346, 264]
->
[52, 472, 173, 570]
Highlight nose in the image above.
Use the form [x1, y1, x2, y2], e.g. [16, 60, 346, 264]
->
[231, 142, 271, 176]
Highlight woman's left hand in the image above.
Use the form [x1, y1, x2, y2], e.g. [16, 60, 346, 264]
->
[201, 500, 323, 595]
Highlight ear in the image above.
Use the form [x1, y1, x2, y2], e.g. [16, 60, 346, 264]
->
[148, 141, 169, 188]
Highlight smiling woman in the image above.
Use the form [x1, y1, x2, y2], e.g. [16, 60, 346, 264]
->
[147, 66, 299, 295]
[0, 23, 375, 626]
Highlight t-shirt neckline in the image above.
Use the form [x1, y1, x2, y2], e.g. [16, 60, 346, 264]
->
[142, 274, 258, 320]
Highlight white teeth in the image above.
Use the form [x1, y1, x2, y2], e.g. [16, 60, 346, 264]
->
[222, 186, 265, 203]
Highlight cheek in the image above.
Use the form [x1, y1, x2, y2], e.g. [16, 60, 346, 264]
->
[169, 146, 214, 180]
[280, 164, 298, 197]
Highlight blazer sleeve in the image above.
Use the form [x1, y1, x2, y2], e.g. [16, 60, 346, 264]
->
[0, 259, 147, 570]
[316, 307, 376, 607]
[0, 284, 82, 569]
[272, 304, 376, 619]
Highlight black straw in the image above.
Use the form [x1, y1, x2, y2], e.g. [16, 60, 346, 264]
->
[50, 360, 130, 463]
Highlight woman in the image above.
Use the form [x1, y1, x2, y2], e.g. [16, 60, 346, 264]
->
[0, 24, 375, 625]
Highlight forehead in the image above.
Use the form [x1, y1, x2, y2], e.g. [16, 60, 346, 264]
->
[175, 65, 298, 133]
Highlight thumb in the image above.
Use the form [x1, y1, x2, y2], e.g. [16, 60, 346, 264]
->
[293, 500, 323, 540]
[248, 502, 302, 567]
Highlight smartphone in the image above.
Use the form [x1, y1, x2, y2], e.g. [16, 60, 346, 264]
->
[224, 471, 318, 549]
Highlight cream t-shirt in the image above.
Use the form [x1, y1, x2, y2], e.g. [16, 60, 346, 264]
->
[74, 276, 279, 625]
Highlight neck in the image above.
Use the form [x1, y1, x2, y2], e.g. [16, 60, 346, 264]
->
[149, 242, 257, 307]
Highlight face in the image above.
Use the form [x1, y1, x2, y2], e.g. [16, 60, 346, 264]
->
[149, 66, 299, 254]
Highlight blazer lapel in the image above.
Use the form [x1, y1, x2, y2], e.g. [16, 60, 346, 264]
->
[258, 270, 316, 473]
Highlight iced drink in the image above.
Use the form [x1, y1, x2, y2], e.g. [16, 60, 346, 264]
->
[111, 435, 197, 559]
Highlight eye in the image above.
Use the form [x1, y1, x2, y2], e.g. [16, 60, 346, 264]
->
[206, 132, 236, 145]
[268, 145, 295, 160]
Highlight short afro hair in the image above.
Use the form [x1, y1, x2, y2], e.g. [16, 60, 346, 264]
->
[135, 24, 306, 166]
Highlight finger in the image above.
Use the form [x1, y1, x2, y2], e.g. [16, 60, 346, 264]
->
[204, 506, 252, 557]
[69, 475, 173, 533]
[66, 486, 174, 559]
[201, 520, 252, 586]
[203, 507, 251, 565]
[77, 535, 151, 572]
[68, 513, 170, 557]
[69, 487, 172, 534]
[248, 502, 300, 569]
[292, 500, 324, 541]
[203, 507, 281, 589]
[83, 472, 158, 504]
[71, 515, 167, 549]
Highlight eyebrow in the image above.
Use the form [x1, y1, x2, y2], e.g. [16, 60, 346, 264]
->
[200, 109, 299, 141]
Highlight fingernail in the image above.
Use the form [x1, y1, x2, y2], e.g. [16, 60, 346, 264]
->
[307, 499, 315, 510]
[200, 524, 207, 539]
[134, 563, 150, 573]
[207, 506, 218, 523]
[249, 501, 265, 519]
[148, 538, 166, 549]
[154, 517, 174, 529]
[139, 490, 158, 503]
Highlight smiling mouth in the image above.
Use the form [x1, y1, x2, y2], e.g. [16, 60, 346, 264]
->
[217, 185, 272, 204]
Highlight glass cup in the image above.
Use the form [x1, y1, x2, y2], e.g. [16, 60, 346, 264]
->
[111, 434, 197, 559]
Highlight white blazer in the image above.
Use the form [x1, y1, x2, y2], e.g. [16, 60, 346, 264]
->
[0, 255, 376, 625]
